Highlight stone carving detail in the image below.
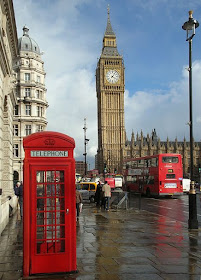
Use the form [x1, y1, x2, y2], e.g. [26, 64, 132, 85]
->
[3, 149, 9, 157]
[3, 141, 9, 147]
[2, 132, 9, 140]
[2, 173, 9, 180]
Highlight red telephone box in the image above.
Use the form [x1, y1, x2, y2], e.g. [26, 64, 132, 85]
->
[23, 131, 76, 277]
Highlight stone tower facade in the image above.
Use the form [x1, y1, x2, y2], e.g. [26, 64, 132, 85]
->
[13, 27, 48, 181]
[96, 7, 125, 173]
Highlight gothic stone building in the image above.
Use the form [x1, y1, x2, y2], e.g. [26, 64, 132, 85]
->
[125, 129, 201, 181]
[96, 8, 201, 181]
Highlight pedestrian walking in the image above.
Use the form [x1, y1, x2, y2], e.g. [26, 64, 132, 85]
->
[102, 181, 111, 211]
[14, 181, 23, 218]
[76, 189, 82, 221]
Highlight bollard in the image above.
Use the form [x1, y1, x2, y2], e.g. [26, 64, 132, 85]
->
[125, 192, 128, 210]
[188, 181, 198, 229]
[138, 192, 141, 210]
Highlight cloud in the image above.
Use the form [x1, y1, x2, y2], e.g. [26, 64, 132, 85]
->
[13, 0, 99, 167]
[47, 68, 97, 158]
[13, 0, 201, 170]
[125, 60, 201, 142]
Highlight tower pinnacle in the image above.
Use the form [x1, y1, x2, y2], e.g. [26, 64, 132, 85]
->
[105, 4, 115, 37]
[107, 4, 110, 18]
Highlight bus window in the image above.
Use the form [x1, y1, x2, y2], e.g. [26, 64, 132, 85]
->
[151, 158, 158, 167]
[162, 156, 178, 163]
[138, 159, 144, 167]
[145, 176, 149, 184]
[148, 176, 154, 184]
[127, 176, 132, 182]
[145, 159, 151, 167]
[131, 161, 137, 168]
[166, 174, 175, 179]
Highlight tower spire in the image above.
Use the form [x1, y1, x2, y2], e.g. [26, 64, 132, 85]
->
[105, 4, 115, 37]
[102, 5, 119, 56]
[107, 4, 110, 19]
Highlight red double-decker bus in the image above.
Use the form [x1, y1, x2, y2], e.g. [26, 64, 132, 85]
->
[123, 153, 183, 197]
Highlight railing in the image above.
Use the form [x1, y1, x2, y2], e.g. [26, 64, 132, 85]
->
[111, 191, 129, 210]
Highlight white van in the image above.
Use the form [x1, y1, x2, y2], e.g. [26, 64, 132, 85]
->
[182, 179, 190, 193]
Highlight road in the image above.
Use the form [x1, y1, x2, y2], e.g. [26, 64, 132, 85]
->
[129, 192, 201, 225]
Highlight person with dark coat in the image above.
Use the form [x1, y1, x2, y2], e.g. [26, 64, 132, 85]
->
[95, 182, 102, 207]
[14, 181, 23, 218]
[76, 190, 82, 221]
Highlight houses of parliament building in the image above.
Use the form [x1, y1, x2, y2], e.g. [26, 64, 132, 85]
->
[96, 7, 201, 181]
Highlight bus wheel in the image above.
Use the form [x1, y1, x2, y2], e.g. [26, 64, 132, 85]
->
[146, 188, 151, 197]
[90, 196, 95, 203]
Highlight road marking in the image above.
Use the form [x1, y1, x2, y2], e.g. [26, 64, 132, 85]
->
[147, 203, 172, 209]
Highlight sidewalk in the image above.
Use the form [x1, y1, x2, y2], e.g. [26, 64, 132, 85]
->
[1, 204, 201, 279]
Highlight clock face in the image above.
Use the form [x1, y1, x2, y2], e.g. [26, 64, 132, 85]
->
[106, 70, 120, 84]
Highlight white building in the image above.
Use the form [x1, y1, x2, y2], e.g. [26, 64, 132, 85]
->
[13, 26, 48, 181]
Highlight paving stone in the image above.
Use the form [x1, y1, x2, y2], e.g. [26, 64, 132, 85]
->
[160, 274, 201, 280]
[120, 274, 163, 280]
[0, 205, 201, 279]
[153, 264, 201, 274]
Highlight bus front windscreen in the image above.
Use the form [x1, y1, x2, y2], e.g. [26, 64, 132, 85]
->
[162, 156, 178, 163]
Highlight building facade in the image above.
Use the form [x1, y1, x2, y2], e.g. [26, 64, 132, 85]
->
[13, 26, 48, 181]
[0, 0, 18, 234]
[76, 161, 86, 176]
[0, 0, 18, 197]
[96, 7, 125, 174]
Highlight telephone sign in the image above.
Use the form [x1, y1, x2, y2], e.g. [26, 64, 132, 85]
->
[31, 150, 68, 157]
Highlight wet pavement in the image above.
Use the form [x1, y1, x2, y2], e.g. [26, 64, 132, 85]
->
[1, 202, 201, 279]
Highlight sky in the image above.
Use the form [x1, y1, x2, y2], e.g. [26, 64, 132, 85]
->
[13, 0, 201, 169]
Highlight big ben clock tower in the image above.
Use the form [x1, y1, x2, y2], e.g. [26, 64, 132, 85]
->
[96, 6, 125, 174]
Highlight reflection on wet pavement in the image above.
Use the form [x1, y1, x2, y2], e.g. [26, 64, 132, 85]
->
[1, 200, 201, 279]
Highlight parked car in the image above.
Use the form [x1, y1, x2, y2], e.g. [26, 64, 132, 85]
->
[76, 182, 97, 203]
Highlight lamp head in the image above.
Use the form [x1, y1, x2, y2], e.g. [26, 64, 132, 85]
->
[182, 10, 199, 41]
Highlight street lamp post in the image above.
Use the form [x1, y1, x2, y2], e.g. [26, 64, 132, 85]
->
[83, 118, 89, 176]
[182, 10, 199, 230]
